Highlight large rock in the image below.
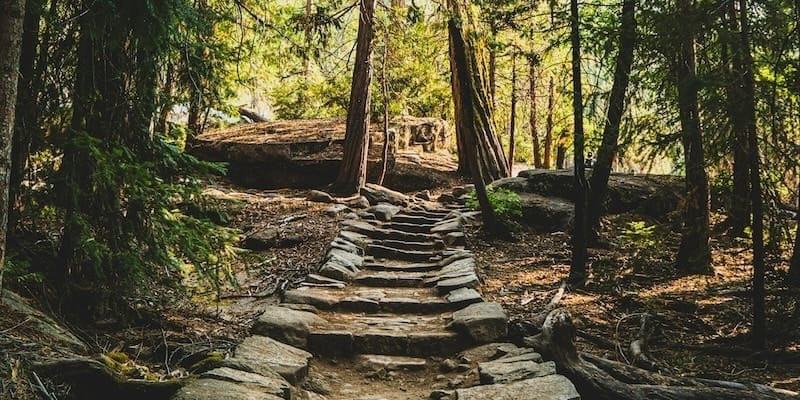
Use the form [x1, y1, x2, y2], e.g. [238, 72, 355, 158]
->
[251, 306, 327, 348]
[454, 375, 580, 400]
[232, 336, 313, 384]
[478, 359, 557, 384]
[200, 367, 292, 399]
[361, 184, 409, 206]
[171, 378, 284, 400]
[448, 302, 508, 343]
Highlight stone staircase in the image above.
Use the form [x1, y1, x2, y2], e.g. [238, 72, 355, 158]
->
[172, 197, 580, 400]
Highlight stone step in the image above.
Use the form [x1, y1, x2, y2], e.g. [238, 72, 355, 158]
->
[362, 261, 442, 272]
[402, 209, 453, 219]
[283, 286, 479, 313]
[306, 312, 473, 357]
[391, 214, 443, 225]
[378, 238, 443, 252]
[354, 270, 427, 287]
[366, 244, 439, 262]
[385, 221, 437, 234]
[453, 374, 580, 400]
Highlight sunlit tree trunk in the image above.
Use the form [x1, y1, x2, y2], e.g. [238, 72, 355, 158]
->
[448, 0, 507, 235]
[545, 75, 555, 169]
[447, 0, 509, 183]
[333, 0, 376, 195]
[8, 0, 41, 232]
[674, 0, 712, 275]
[489, 22, 497, 110]
[508, 53, 517, 172]
[377, 21, 390, 185]
[587, 0, 635, 244]
[530, 54, 542, 168]
[0, 0, 26, 290]
[569, 0, 589, 285]
[790, 0, 800, 285]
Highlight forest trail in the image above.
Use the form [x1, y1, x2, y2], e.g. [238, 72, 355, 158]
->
[172, 197, 581, 399]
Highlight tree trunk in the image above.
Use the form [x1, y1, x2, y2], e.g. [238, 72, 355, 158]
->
[0, 0, 26, 290]
[448, 0, 509, 183]
[524, 309, 798, 400]
[674, 0, 712, 275]
[489, 23, 497, 110]
[569, 0, 589, 285]
[8, 0, 40, 232]
[508, 53, 517, 172]
[377, 22, 390, 186]
[448, 0, 507, 235]
[586, 0, 636, 244]
[530, 54, 542, 168]
[545, 75, 555, 169]
[724, 0, 751, 237]
[736, 0, 766, 349]
[333, 0, 376, 195]
[790, 183, 800, 283]
[303, 0, 313, 78]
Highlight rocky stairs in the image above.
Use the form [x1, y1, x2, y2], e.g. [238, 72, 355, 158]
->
[172, 197, 580, 400]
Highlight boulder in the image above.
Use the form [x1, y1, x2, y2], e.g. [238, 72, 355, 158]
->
[454, 375, 580, 400]
[171, 378, 284, 400]
[361, 183, 409, 206]
[232, 336, 313, 384]
[251, 306, 327, 348]
[200, 367, 292, 399]
[478, 360, 557, 384]
[449, 302, 508, 343]
[367, 204, 402, 221]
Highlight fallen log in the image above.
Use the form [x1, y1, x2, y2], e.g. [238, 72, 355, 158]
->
[523, 309, 798, 400]
[237, 106, 269, 123]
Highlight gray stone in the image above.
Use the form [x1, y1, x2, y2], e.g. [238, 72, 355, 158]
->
[455, 375, 580, 400]
[431, 219, 461, 234]
[445, 288, 483, 306]
[339, 230, 370, 247]
[252, 306, 327, 348]
[444, 231, 466, 246]
[330, 238, 361, 254]
[435, 273, 479, 293]
[459, 343, 520, 363]
[233, 336, 313, 384]
[346, 195, 371, 209]
[200, 367, 292, 399]
[357, 354, 427, 371]
[324, 204, 351, 217]
[284, 288, 340, 309]
[452, 185, 475, 198]
[367, 204, 402, 221]
[318, 260, 359, 281]
[478, 360, 557, 384]
[361, 183, 409, 206]
[307, 190, 335, 203]
[326, 248, 364, 268]
[449, 302, 508, 343]
[171, 378, 284, 400]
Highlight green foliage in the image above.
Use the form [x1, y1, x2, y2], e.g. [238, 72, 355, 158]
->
[465, 186, 524, 220]
[2, 259, 44, 285]
[619, 220, 658, 251]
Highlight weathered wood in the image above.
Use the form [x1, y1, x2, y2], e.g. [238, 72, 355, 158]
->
[238, 106, 269, 123]
[524, 309, 797, 400]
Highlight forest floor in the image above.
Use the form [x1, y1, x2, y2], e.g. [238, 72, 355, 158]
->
[3, 173, 800, 398]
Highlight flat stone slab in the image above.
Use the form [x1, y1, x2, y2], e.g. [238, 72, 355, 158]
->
[171, 378, 284, 400]
[200, 367, 292, 399]
[233, 336, 313, 384]
[308, 312, 469, 356]
[478, 360, 557, 384]
[391, 214, 441, 225]
[444, 288, 483, 305]
[454, 375, 580, 400]
[367, 204, 402, 221]
[449, 302, 508, 343]
[252, 305, 327, 348]
[285, 286, 460, 313]
[366, 244, 439, 262]
[460, 343, 522, 363]
[358, 354, 428, 371]
[355, 270, 427, 287]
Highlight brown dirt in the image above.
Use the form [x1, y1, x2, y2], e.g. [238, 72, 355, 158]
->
[3, 174, 799, 398]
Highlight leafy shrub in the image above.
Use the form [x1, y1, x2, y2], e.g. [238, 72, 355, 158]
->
[465, 186, 524, 220]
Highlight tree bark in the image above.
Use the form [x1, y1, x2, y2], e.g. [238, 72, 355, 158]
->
[508, 53, 517, 172]
[787, 0, 800, 284]
[489, 22, 497, 110]
[735, 0, 766, 349]
[545, 75, 555, 169]
[377, 22, 390, 186]
[448, 0, 507, 235]
[0, 0, 26, 290]
[333, 0, 376, 195]
[724, 0, 751, 237]
[8, 0, 41, 232]
[524, 309, 798, 400]
[587, 0, 635, 244]
[530, 54, 542, 168]
[569, 0, 589, 285]
[674, 0, 712, 275]
[448, 0, 509, 183]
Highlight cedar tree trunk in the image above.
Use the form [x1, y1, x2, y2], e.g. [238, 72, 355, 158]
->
[530, 54, 542, 168]
[569, 0, 589, 285]
[333, 0, 376, 195]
